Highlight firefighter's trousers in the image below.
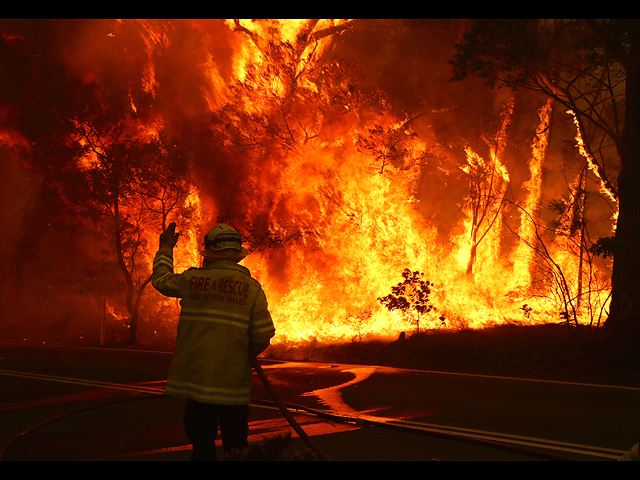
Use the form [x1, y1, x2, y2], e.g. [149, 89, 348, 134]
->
[184, 399, 250, 460]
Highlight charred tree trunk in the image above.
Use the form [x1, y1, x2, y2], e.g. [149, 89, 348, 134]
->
[466, 232, 478, 275]
[126, 288, 137, 344]
[607, 24, 640, 333]
[574, 166, 587, 311]
[113, 195, 138, 345]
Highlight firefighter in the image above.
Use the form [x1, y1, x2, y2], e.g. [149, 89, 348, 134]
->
[151, 222, 275, 460]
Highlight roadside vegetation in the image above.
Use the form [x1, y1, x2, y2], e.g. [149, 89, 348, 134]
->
[264, 323, 640, 389]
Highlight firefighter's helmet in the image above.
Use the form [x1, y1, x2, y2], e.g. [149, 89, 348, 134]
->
[200, 223, 248, 262]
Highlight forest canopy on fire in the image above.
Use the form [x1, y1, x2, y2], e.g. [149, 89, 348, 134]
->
[0, 19, 627, 347]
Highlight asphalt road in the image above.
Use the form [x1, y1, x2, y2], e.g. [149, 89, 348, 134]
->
[0, 343, 638, 461]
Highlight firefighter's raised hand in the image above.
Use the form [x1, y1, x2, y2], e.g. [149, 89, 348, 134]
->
[159, 222, 180, 248]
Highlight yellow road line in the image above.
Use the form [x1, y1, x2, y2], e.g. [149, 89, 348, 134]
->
[0, 369, 164, 395]
[0, 368, 627, 460]
[387, 418, 626, 459]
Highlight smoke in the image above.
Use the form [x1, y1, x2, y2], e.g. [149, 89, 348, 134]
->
[0, 140, 119, 344]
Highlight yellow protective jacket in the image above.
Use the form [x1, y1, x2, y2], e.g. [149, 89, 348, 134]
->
[151, 245, 275, 405]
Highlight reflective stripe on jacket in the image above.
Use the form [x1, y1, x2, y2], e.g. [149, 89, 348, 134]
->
[151, 245, 275, 404]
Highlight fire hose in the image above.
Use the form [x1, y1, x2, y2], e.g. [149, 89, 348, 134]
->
[248, 398, 578, 462]
[0, 362, 333, 462]
[249, 357, 575, 461]
[0, 393, 158, 461]
[250, 353, 332, 461]
[0, 375, 581, 461]
[0, 363, 585, 461]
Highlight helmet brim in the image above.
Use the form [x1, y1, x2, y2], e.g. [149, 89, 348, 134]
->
[200, 247, 248, 263]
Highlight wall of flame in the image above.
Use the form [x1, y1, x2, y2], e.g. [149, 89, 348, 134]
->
[0, 20, 616, 347]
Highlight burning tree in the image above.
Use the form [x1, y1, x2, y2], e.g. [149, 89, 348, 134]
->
[378, 269, 438, 334]
[547, 167, 612, 326]
[0, 20, 195, 344]
[450, 19, 640, 333]
[460, 137, 511, 276]
[43, 106, 192, 345]
[355, 113, 434, 176]
[344, 305, 375, 343]
[203, 20, 384, 251]
[509, 202, 581, 325]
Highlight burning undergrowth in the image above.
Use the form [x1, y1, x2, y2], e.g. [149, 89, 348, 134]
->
[0, 20, 616, 349]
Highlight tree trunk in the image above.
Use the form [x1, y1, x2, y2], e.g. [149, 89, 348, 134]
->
[466, 226, 478, 275]
[125, 284, 137, 344]
[607, 26, 640, 333]
[466, 240, 477, 275]
[130, 274, 152, 345]
[112, 197, 139, 345]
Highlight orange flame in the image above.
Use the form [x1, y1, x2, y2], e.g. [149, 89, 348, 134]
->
[60, 20, 613, 345]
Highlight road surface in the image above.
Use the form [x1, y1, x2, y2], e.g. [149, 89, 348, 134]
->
[0, 343, 637, 461]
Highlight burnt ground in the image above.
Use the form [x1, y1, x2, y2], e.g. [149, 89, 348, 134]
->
[264, 323, 640, 389]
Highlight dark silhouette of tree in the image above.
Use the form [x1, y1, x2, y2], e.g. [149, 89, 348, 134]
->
[378, 268, 438, 333]
[42, 97, 191, 345]
[355, 113, 435, 176]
